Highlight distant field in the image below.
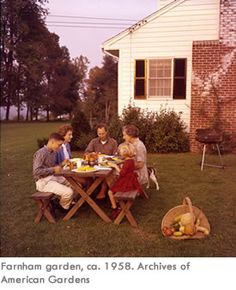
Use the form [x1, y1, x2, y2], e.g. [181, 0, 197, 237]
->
[0, 122, 236, 257]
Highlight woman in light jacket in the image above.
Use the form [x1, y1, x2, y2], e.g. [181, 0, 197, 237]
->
[56, 125, 73, 165]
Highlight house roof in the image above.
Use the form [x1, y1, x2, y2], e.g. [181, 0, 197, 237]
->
[102, 0, 187, 50]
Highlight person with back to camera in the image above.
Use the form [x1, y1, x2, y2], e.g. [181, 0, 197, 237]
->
[33, 133, 74, 211]
[107, 143, 143, 217]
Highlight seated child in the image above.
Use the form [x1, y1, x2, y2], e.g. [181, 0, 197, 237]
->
[107, 143, 143, 210]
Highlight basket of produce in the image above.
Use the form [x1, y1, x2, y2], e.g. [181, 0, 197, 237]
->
[161, 197, 210, 239]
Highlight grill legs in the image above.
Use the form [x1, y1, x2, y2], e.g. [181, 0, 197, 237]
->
[200, 143, 224, 171]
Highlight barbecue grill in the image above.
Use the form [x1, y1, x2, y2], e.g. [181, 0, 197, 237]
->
[195, 128, 224, 170]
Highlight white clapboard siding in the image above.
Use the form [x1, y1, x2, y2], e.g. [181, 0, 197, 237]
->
[103, 0, 220, 129]
[159, 0, 172, 9]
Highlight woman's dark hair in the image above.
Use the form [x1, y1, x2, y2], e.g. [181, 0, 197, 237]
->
[48, 133, 65, 141]
[58, 125, 73, 137]
[122, 125, 139, 138]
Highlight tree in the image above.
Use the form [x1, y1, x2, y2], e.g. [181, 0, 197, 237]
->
[72, 55, 89, 101]
[85, 55, 118, 126]
[1, 0, 47, 120]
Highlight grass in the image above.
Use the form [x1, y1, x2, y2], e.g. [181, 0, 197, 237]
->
[0, 122, 236, 257]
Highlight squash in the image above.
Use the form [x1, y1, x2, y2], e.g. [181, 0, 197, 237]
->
[174, 214, 183, 222]
[196, 226, 209, 235]
[184, 224, 196, 236]
[180, 213, 195, 226]
[173, 231, 183, 237]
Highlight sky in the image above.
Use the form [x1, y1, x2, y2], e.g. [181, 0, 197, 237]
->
[1, 0, 159, 119]
[45, 0, 159, 68]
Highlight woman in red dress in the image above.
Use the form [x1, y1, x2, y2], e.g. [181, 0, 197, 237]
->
[107, 143, 142, 210]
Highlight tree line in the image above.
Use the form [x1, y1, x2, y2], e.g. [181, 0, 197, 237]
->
[1, 0, 118, 125]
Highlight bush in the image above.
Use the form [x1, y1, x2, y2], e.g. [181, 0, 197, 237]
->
[109, 106, 190, 153]
[146, 109, 190, 153]
[71, 110, 91, 150]
[37, 137, 48, 148]
[73, 132, 96, 151]
[108, 114, 123, 144]
[70, 105, 190, 153]
[121, 105, 149, 142]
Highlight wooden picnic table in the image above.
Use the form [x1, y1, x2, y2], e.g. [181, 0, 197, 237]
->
[56, 168, 113, 222]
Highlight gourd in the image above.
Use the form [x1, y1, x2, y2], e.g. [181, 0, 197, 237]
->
[196, 226, 209, 235]
[180, 213, 195, 226]
[179, 213, 195, 235]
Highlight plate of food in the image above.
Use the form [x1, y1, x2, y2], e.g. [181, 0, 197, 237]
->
[94, 165, 112, 171]
[69, 158, 83, 163]
[72, 165, 98, 173]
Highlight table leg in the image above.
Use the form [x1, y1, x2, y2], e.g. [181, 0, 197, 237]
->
[63, 177, 111, 222]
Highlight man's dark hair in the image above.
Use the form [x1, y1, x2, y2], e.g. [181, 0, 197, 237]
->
[122, 125, 139, 138]
[96, 123, 108, 131]
[48, 133, 65, 141]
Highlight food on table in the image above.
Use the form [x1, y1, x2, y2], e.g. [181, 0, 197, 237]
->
[83, 152, 98, 161]
[76, 166, 96, 172]
[63, 160, 77, 170]
[83, 152, 99, 166]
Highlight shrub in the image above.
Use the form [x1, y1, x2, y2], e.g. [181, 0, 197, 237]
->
[71, 110, 91, 150]
[108, 114, 123, 144]
[121, 106, 189, 153]
[74, 132, 96, 151]
[146, 109, 190, 153]
[37, 137, 48, 148]
[121, 105, 149, 142]
[70, 105, 190, 153]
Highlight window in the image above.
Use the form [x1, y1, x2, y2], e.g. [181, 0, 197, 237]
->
[134, 60, 146, 99]
[173, 58, 186, 99]
[134, 58, 186, 100]
[149, 59, 172, 98]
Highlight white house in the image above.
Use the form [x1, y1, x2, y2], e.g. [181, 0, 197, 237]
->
[102, 0, 220, 128]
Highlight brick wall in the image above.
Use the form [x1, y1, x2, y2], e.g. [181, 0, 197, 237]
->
[190, 0, 236, 153]
[220, 0, 236, 47]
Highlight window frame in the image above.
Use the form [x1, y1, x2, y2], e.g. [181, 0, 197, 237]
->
[134, 58, 187, 100]
[134, 59, 147, 100]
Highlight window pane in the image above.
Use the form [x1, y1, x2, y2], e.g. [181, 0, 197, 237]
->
[173, 79, 186, 99]
[149, 88, 156, 95]
[173, 58, 186, 99]
[174, 59, 186, 77]
[135, 79, 145, 96]
[164, 69, 171, 77]
[136, 60, 145, 77]
[148, 59, 172, 97]
[164, 88, 171, 95]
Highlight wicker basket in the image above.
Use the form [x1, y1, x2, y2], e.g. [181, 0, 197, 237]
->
[161, 197, 210, 239]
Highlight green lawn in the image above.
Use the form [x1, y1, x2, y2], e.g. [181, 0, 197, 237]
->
[0, 122, 236, 257]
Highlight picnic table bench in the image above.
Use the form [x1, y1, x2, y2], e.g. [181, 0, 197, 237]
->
[32, 191, 56, 224]
[114, 190, 139, 227]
